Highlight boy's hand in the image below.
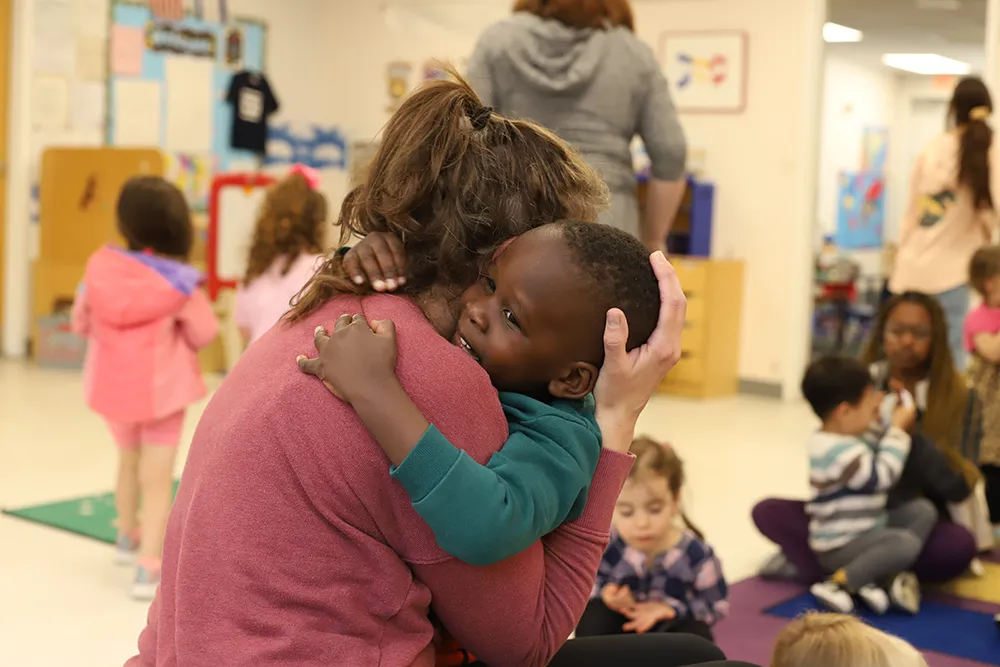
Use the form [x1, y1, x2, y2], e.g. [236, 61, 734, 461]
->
[891, 401, 917, 432]
[343, 233, 407, 292]
[600, 583, 636, 614]
[297, 314, 398, 404]
[622, 601, 676, 634]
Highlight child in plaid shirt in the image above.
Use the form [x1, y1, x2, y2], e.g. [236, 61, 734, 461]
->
[577, 437, 728, 642]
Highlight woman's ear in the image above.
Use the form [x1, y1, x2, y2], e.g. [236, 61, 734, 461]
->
[548, 362, 599, 400]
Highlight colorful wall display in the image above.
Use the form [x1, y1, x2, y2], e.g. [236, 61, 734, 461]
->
[264, 123, 347, 171]
[659, 31, 749, 113]
[107, 1, 268, 174]
[836, 171, 885, 249]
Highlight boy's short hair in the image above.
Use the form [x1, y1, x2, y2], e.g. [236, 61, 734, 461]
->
[801, 356, 873, 421]
[558, 220, 660, 353]
[969, 245, 1000, 296]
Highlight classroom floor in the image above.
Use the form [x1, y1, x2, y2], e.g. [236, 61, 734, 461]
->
[0, 359, 814, 667]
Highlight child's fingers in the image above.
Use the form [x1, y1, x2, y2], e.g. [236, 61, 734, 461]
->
[297, 355, 322, 379]
[371, 319, 397, 340]
[342, 249, 366, 286]
[356, 247, 388, 290]
[384, 234, 407, 285]
[370, 236, 403, 288]
[315, 324, 333, 348]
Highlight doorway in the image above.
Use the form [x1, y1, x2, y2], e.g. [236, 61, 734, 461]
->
[0, 0, 9, 334]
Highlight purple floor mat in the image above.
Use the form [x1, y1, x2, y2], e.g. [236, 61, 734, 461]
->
[716, 577, 998, 667]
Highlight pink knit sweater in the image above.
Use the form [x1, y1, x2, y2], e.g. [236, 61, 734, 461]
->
[126, 294, 632, 667]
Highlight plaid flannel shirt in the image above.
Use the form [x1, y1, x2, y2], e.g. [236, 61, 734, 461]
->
[591, 531, 730, 625]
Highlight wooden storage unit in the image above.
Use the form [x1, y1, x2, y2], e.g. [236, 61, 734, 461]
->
[659, 258, 745, 399]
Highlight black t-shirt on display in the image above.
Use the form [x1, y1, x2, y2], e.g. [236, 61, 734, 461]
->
[225, 70, 279, 155]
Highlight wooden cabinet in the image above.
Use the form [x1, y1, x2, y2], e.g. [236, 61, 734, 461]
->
[659, 258, 745, 399]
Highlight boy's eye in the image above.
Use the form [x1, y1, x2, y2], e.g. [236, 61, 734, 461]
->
[503, 308, 521, 330]
[483, 276, 496, 294]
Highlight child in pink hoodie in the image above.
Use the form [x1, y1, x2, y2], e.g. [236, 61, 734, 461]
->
[71, 176, 218, 600]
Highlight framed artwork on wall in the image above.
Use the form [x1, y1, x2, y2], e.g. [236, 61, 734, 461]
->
[659, 31, 749, 114]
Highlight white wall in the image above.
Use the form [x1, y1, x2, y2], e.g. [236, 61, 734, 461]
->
[816, 56, 897, 238]
[633, 0, 824, 393]
[2, 0, 341, 356]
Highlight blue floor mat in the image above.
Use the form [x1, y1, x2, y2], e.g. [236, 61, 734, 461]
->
[766, 593, 1000, 665]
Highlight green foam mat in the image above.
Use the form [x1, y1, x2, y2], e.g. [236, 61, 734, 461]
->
[2, 481, 180, 544]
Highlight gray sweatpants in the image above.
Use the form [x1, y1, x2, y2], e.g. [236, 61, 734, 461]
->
[816, 498, 937, 590]
[599, 191, 641, 240]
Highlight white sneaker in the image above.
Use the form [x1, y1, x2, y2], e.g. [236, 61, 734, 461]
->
[857, 585, 890, 615]
[970, 558, 987, 577]
[810, 580, 854, 613]
[889, 572, 920, 615]
[115, 534, 139, 566]
[131, 564, 160, 601]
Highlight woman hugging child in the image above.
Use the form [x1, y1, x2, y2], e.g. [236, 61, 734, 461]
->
[577, 437, 728, 642]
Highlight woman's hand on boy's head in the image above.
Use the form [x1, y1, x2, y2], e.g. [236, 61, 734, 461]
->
[594, 252, 686, 453]
[297, 314, 399, 404]
[343, 233, 407, 292]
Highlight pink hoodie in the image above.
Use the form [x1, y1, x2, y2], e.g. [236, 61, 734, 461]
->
[71, 246, 219, 424]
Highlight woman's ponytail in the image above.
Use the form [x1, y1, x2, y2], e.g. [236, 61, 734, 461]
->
[951, 77, 994, 211]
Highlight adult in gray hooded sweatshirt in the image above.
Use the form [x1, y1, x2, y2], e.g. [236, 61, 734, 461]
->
[467, 0, 687, 250]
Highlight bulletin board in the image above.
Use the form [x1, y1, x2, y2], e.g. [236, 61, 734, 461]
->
[106, 1, 268, 212]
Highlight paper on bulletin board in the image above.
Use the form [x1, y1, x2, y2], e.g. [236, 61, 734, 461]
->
[31, 76, 70, 130]
[110, 25, 145, 76]
[73, 0, 110, 40]
[76, 36, 107, 81]
[34, 0, 77, 75]
[164, 56, 214, 153]
[70, 81, 106, 133]
[113, 80, 162, 146]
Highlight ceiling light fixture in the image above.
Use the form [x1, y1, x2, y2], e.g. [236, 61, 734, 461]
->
[823, 22, 863, 43]
[881, 53, 971, 75]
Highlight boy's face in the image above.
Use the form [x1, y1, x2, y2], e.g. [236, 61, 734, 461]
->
[452, 226, 602, 399]
[834, 385, 883, 436]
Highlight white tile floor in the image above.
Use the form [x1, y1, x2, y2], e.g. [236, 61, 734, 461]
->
[0, 359, 814, 667]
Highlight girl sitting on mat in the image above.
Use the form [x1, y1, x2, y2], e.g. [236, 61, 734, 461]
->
[754, 293, 978, 586]
[71, 176, 218, 600]
[771, 613, 927, 667]
[576, 437, 728, 643]
[234, 164, 328, 347]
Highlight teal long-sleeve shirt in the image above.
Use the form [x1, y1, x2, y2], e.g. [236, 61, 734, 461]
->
[389, 392, 602, 566]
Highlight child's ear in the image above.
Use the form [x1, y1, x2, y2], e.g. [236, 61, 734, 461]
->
[548, 362, 599, 400]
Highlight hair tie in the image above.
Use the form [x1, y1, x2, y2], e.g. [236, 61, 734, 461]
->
[470, 105, 493, 131]
[970, 106, 991, 122]
[288, 163, 321, 189]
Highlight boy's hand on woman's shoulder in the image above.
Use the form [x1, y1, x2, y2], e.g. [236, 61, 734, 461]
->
[297, 314, 399, 403]
[342, 232, 407, 292]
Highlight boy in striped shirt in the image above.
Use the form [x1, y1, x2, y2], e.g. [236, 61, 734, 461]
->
[802, 356, 934, 615]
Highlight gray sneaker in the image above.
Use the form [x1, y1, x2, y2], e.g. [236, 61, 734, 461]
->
[889, 572, 920, 615]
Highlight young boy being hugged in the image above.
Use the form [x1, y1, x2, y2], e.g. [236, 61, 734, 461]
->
[803, 356, 934, 615]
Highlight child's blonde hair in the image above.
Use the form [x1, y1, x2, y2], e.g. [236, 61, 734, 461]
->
[771, 613, 927, 667]
[244, 171, 328, 286]
[628, 437, 704, 539]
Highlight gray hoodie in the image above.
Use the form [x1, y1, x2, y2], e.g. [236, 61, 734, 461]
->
[467, 12, 687, 197]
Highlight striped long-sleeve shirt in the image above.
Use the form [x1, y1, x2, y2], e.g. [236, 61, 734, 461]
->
[806, 426, 912, 552]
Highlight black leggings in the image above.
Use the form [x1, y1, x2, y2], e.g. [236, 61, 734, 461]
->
[469, 634, 756, 666]
[985, 464, 1000, 522]
[575, 598, 714, 642]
